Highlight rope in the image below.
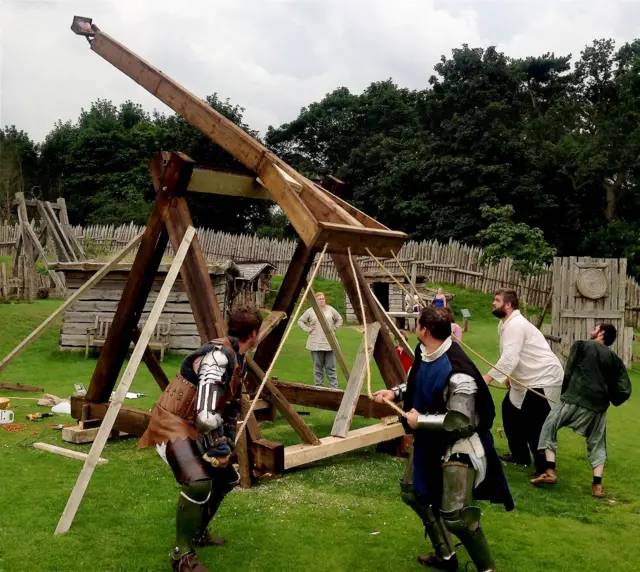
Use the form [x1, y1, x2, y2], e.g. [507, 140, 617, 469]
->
[348, 248, 407, 419]
[368, 251, 554, 405]
[452, 334, 556, 403]
[389, 249, 427, 307]
[365, 248, 422, 309]
[235, 243, 329, 444]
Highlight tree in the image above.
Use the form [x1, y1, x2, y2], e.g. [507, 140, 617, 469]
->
[478, 205, 556, 317]
[0, 126, 39, 220]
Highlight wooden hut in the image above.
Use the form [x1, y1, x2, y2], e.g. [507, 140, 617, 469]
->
[53, 260, 238, 355]
[345, 271, 409, 322]
[231, 262, 275, 309]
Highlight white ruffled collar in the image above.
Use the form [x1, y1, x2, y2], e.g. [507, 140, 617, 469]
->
[420, 337, 452, 362]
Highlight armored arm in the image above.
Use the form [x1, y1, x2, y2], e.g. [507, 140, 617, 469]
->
[195, 347, 235, 458]
[392, 382, 407, 402]
[416, 373, 476, 438]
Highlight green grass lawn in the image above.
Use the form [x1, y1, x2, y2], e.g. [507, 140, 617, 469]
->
[0, 284, 638, 572]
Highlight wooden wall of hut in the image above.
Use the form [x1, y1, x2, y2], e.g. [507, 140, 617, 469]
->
[56, 263, 233, 354]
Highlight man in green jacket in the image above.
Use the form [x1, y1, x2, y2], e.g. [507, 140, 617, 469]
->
[531, 324, 632, 497]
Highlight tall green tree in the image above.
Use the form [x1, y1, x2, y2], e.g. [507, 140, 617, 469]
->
[478, 205, 556, 316]
[0, 126, 39, 220]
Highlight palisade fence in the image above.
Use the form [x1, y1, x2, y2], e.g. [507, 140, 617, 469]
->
[1, 221, 639, 325]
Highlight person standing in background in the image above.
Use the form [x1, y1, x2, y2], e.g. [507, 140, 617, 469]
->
[433, 288, 447, 308]
[297, 292, 343, 389]
[447, 308, 463, 343]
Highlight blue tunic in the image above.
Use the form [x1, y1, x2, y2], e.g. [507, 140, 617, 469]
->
[412, 354, 451, 495]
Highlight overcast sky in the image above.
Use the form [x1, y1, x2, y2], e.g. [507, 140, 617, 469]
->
[1, 0, 639, 143]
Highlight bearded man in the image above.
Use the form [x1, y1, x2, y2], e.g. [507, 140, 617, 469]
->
[482, 290, 563, 478]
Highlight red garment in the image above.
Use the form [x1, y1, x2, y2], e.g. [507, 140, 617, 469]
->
[395, 345, 414, 374]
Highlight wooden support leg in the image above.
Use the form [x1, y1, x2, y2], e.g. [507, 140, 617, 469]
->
[247, 358, 321, 446]
[85, 201, 170, 403]
[332, 254, 406, 388]
[164, 196, 225, 341]
[331, 322, 381, 438]
[54, 227, 195, 535]
[252, 239, 315, 372]
[132, 326, 170, 391]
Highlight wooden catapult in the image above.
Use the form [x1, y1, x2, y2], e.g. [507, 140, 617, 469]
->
[66, 16, 415, 488]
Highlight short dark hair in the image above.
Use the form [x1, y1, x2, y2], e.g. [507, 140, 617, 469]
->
[418, 307, 452, 341]
[496, 289, 519, 310]
[228, 304, 263, 340]
[598, 323, 617, 346]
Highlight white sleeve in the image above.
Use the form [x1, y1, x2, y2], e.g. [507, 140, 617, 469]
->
[489, 322, 526, 382]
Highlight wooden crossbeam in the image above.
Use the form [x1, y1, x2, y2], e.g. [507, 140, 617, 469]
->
[284, 421, 404, 470]
[55, 227, 195, 535]
[187, 167, 270, 200]
[331, 322, 381, 438]
[270, 381, 398, 418]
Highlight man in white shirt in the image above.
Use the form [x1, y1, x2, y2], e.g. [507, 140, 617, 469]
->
[297, 292, 343, 389]
[483, 289, 563, 477]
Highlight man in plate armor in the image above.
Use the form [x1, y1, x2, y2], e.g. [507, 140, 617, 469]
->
[139, 305, 263, 572]
[374, 307, 513, 571]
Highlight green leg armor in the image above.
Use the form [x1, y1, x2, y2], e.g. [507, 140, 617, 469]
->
[441, 461, 496, 572]
[196, 466, 239, 543]
[174, 480, 212, 560]
[400, 451, 456, 563]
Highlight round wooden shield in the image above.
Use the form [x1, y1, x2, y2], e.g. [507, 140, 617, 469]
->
[576, 268, 608, 299]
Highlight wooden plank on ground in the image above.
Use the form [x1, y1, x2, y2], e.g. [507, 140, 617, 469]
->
[306, 285, 350, 379]
[0, 382, 44, 392]
[33, 443, 108, 465]
[284, 421, 405, 470]
[0, 232, 143, 374]
[54, 227, 194, 535]
[331, 322, 381, 437]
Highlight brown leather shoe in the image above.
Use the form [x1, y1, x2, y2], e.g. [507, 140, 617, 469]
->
[592, 483, 605, 498]
[171, 552, 208, 572]
[531, 469, 558, 485]
[194, 531, 226, 547]
[417, 553, 459, 570]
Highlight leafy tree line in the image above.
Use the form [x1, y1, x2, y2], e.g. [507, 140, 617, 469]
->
[1, 38, 639, 273]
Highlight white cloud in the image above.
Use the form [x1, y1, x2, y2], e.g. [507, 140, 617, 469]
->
[0, 0, 636, 143]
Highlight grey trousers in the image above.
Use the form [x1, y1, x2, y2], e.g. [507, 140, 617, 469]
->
[311, 350, 338, 388]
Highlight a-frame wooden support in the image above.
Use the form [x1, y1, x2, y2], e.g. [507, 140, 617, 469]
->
[69, 16, 411, 486]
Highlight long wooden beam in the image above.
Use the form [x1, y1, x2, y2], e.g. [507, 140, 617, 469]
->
[55, 227, 195, 535]
[187, 167, 270, 200]
[72, 20, 409, 256]
[331, 323, 381, 438]
[0, 232, 143, 374]
[284, 421, 404, 470]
